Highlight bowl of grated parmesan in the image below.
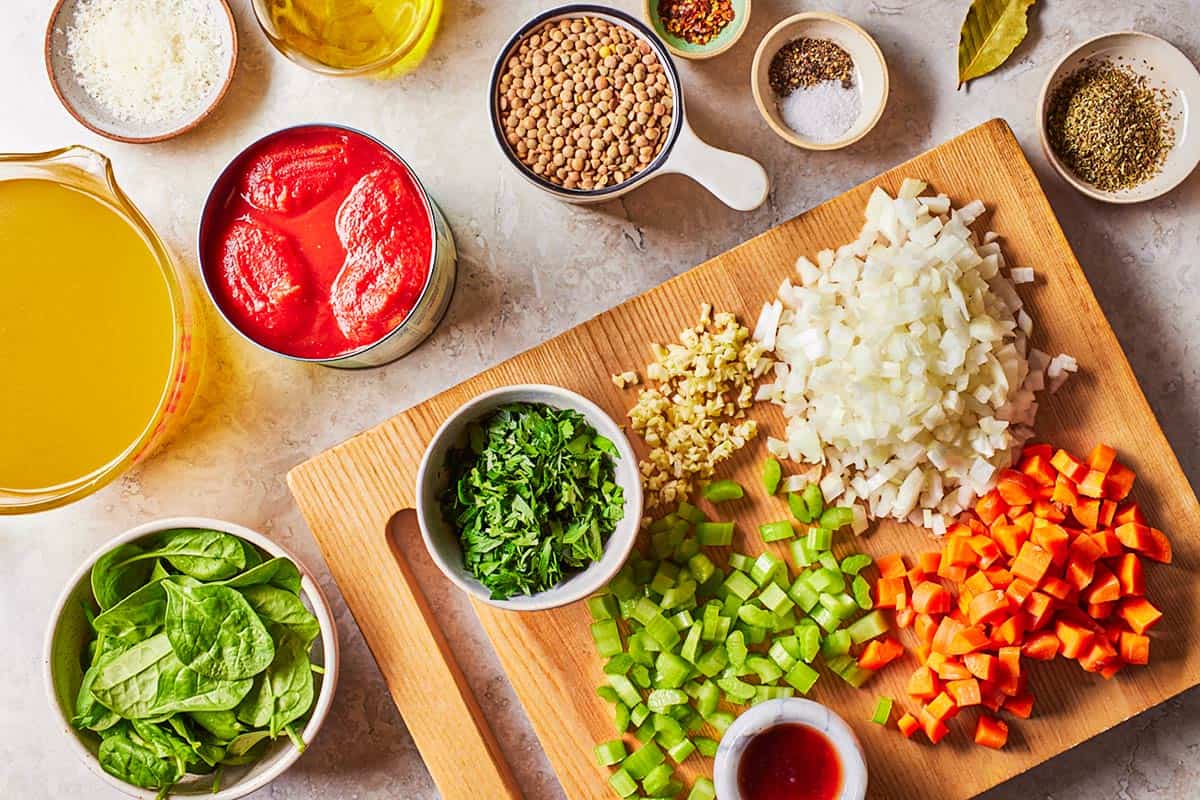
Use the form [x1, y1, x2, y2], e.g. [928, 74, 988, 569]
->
[45, 0, 238, 143]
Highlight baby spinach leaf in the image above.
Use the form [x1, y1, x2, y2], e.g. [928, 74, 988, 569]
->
[92, 580, 166, 644]
[92, 634, 253, 719]
[239, 585, 320, 646]
[220, 730, 272, 765]
[129, 719, 194, 771]
[91, 543, 155, 610]
[133, 529, 247, 581]
[149, 559, 171, 582]
[188, 709, 244, 742]
[240, 540, 264, 571]
[162, 580, 275, 681]
[223, 557, 302, 595]
[235, 631, 314, 735]
[97, 731, 182, 792]
[72, 637, 127, 732]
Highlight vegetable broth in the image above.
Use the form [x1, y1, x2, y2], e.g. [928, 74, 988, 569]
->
[737, 723, 842, 800]
[261, 0, 437, 72]
[0, 179, 176, 491]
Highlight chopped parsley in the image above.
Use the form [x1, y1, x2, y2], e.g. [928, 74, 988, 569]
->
[441, 402, 626, 600]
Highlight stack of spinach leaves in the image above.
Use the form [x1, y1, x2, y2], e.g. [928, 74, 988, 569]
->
[72, 528, 322, 796]
[441, 402, 626, 600]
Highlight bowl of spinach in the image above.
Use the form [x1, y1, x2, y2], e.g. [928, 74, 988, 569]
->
[44, 517, 339, 799]
[417, 384, 644, 611]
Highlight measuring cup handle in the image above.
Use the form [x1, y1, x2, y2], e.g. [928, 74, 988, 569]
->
[661, 119, 769, 211]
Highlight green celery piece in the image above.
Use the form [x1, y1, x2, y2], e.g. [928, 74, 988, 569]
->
[700, 603, 722, 641]
[725, 630, 747, 669]
[768, 640, 797, 671]
[609, 767, 638, 798]
[810, 604, 840, 634]
[762, 457, 783, 495]
[648, 515, 680, 533]
[727, 553, 753, 572]
[841, 553, 873, 575]
[827, 654, 874, 688]
[806, 527, 833, 552]
[592, 620, 623, 657]
[597, 686, 621, 705]
[654, 653, 692, 690]
[686, 554, 716, 585]
[604, 654, 634, 675]
[821, 628, 852, 659]
[680, 623, 703, 664]
[628, 631, 654, 666]
[871, 696, 894, 725]
[683, 680, 703, 699]
[746, 655, 783, 684]
[789, 539, 817, 568]
[703, 479, 744, 503]
[808, 567, 845, 595]
[704, 711, 735, 733]
[694, 737, 719, 758]
[816, 550, 840, 572]
[667, 737, 695, 764]
[661, 581, 696, 611]
[632, 597, 661, 626]
[695, 645, 728, 677]
[588, 594, 619, 620]
[652, 712, 685, 746]
[642, 763, 675, 796]
[670, 610, 695, 631]
[787, 492, 814, 524]
[846, 610, 889, 644]
[771, 607, 797, 633]
[614, 701, 631, 733]
[775, 633, 802, 658]
[619, 597, 640, 621]
[739, 624, 767, 645]
[674, 537, 701, 562]
[722, 571, 756, 601]
[622, 741, 665, 780]
[631, 703, 651, 727]
[736, 604, 775, 629]
[852, 575, 874, 610]
[803, 482, 824, 519]
[676, 501, 707, 524]
[784, 661, 820, 694]
[749, 552, 784, 586]
[630, 664, 652, 689]
[696, 681, 719, 718]
[759, 520, 794, 543]
[819, 506, 854, 530]
[595, 739, 627, 766]
[607, 674, 642, 707]
[634, 719, 656, 743]
[633, 558, 656, 584]
[649, 564, 678, 595]
[758, 582, 794, 615]
[645, 614, 681, 651]
[688, 778, 717, 800]
[787, 575, 820, 612]
[818, 591, 859, 620]
[717, 675, 756, 702]
[798, 624, 821, 663]
[695, 522, 734, 546]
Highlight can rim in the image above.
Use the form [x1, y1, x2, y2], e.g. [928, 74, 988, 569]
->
[196, 122, 444, 364]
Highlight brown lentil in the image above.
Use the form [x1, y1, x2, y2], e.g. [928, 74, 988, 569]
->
[769, 37, 855, 96]
[1046, 59, 1177, 192]
[497, 16, 674, 191]
[657, 0, 735, 46]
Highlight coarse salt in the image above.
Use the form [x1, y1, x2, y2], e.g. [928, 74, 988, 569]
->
[65, 0, 228, 129]
[777, 80, 860, 144]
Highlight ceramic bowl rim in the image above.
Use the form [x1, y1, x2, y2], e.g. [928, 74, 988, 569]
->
[415, 383, 644, 611]
[42, 516, 340, 800]
[44, 0, 239, 144]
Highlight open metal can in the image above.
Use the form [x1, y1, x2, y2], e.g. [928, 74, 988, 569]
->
[198, 123, 456, 369]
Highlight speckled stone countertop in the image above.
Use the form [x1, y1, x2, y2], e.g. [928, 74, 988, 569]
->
[3, 0, 1198, 798]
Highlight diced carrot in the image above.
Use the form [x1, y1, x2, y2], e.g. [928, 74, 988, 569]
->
[974, 714, 1009, 749]
[858, 637, 904, 670]
[1020, 453, 1058, 486]
[1003, 691, 1034, 719]
[1040, 576, 1074, 602]
[874, 576, 906, 609]
[1085, 443, 1115, 472]
[1083, 564, 1121, 605]
[1024, 443, 1054, 460]
[945, 536, 978, 567]
[1087, 601, 1115, 619]
[983, 567, 1014, 589]
[975, 490, 1009, 526]
[997, 469, 1041, 506]
[1068, 533, 1103, 563]
[1065, 557, 1095, 592]
[997, 646, 1022, 696]
[1103, 462, 1135, 500]
[1072, 497, 1102, 530]
[992, 615, 1024, 647]
[963, 570, 993, 597]
[1051, 449, 1089, 482]
[915, 613, 938, 646]
[991, 522, 1028, 559]
[897, 712, 921, 739]
[1011, 542, 1052, 585]
[968, 590, 1010, 626]
[915, 644, 931, 664]
[1114, 502, 1146, 526]
[1098, 499, 1118, 528]
[1119, 631, 1150, 665]
[918, 707, 950, 744]
[956, 591, 973, 618]
[1004, 577, 1035, 607]
[947, 678, 982, 707]
[1021, 630, 1061, 660]
[907, 665, 939, 701]
[964, 652, 999, 681]
[1023, 591, 1055, 630]
[1117, 597, 1162, 635]
[1091, 529, 1124, 558]
[1051, 473, 1080, 507]
[1099, 662, 1124, 680]
[1056, 620, 1095, 659]
[948, 625, 990, 656]
[1077, 469, 1107, 499]
[935, 657, 973, 681]
[926, 692, 958, 722]
[906, 565, 927, 587]
[896, 607, 916, 628]
[931, 617, 966, 655]
[910, 581, 951, 615]
[1141, 528, 1173, 565]
[1031, 520, 1070, 565]
[877, 553, 907, 579]
[917, 551, 941, 574]
[1079, 637, 1119, 673]
[968, 535, 1003, 568]
[1115, 553, 1145, 596]
[1114, 522, 1152, 551]
[938, 562, 968, 584]
[1032, 499, 1067, 522]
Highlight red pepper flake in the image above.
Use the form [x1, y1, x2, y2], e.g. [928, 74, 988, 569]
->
[657, 0, 735, 46]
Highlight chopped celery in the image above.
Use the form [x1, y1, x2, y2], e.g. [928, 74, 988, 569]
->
[670, 610, 695, 631]
[595, 739, 626, 766]
[597, 685, 620, 704]
[703, 479, 744, 503]
[852, 575, 874, 610]
[605, 654, 634, 675]
[727, 552, 753, 572]
[797, 623, 821, 663]
[818, 591, 858, 620]
[803, 482, 824, 519]
[696, 680, 719, 718]
[746, 655, 783, 684]
[630, 664, 651, 689]
[726, 630, 748, 668]
[871, 696, 893, 725]
[655, 652, 692, 689]
[759, 520, 794, 543]
[826, 654, 874, 688]
[608, 768, 638, 797]
[816, 550, 840, 572]
[789, 538, 817, 567]
[633, 558, 656, 584]
[810, 605, 840, 633]
[840, 553, 873, 575]
[608, 674, 642, 707]
[648, 515, 680, 533]
[768, 640, 797, 671]
[750, 552, 785, 586]
[784, 661, 820, 694]
[737, 604, 776, 630]
[820, 628, 851, 659]
[645, 614, 681, 651]
[688, 777, 717, 800]
[622, 741, 665, 780]
[614, 701, 631, 732]
[720, 594, 742, 620]
[694, 737, 719, 758]
[661, 582, 696, 610]
[642, 763, 675, 795]
[666, 737, 695, 764]
[716, 675, 756, 702]
[610, 567, 639, 600]
[846, 609, 889, 644]
[762, 457, 783, 495]
[687, 553, 716, 585]
[740, 624, 767, 645]
[819, 506, 854, 530]
[680, 623, 703, 664]
[632, 597, 662, 626]
[758, 583, 794, 615]
[634, 720, 656, 742]
[631, 703, 651, 727]
[704, 710, 735, 733]
[674, 537, 701, 562]
[787, 492, 813, 524]
[588, 594, 619, 620]
[695, 645, 728, 677]
[695, 521, 734, 546]
[591, 620, 623, 657]
[651, 714, 684, 746]
[787, 575, 820, 612]
[722, 570, 757, 600]
[806, 526, 832, 552]
[808, 567, 845, 594]
[676, 501, 707, 524]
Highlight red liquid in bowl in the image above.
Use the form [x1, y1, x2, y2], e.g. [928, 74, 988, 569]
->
[737, 723, 842, 800]
[205, 125, 432, 359]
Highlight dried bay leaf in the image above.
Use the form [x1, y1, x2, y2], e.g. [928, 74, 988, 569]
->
[958, 0, 1037, 87]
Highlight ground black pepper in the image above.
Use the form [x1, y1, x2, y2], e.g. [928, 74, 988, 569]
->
[769, 37, 855, 96]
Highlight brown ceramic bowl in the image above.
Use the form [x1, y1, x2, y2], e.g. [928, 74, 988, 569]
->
[45, 0, 238, 144]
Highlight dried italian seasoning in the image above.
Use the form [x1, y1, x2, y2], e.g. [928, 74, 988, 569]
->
[1046, 59, 1177, 192]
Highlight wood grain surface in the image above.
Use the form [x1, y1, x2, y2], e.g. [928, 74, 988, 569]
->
[287, 119, 1200, 799]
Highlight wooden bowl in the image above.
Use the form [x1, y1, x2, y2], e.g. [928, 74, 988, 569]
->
[643, 0, 750, 60]
[44, 0, 238, 144]
[1037, 31, 1200, 204]
[750, 12, 888, 150]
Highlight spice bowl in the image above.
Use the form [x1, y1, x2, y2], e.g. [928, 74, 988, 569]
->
[416, 384, 644, 612]
[643, 0, 750, 60]
[751, 12, 888, 151]
[490, 3, 768, 211]
[1037, 31, 1200, 204]
[713, 698, 868, 800]
[45, 0, 238, 143]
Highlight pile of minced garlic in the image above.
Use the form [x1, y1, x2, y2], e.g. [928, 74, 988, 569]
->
[65, 0, 229, 128]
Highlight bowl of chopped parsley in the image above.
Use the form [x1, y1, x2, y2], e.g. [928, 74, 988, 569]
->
[417, 385, 643, 610]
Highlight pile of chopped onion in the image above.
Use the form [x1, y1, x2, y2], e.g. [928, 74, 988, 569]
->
[753, 178, 1075, 535]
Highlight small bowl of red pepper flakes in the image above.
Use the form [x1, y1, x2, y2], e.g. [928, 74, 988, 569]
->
[644, 0, 749, 60]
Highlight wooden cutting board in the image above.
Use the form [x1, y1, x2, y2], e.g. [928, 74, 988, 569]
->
[287, 119, 1200, 800]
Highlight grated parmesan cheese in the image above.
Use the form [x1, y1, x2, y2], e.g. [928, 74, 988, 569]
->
[65, 0, 229, 128]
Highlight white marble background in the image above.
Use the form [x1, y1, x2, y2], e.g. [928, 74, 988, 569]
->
[2, 0, 1198, 797]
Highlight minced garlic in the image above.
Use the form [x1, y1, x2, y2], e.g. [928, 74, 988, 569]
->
[611, 371, 640, 390]
[625, 307, 772, 512]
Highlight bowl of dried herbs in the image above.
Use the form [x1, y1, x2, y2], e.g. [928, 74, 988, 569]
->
[417, 385, 643, 611]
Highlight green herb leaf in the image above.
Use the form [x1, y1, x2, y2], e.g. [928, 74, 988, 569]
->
[163, 581, 276, 681]
[957, 0, 1037, 87]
